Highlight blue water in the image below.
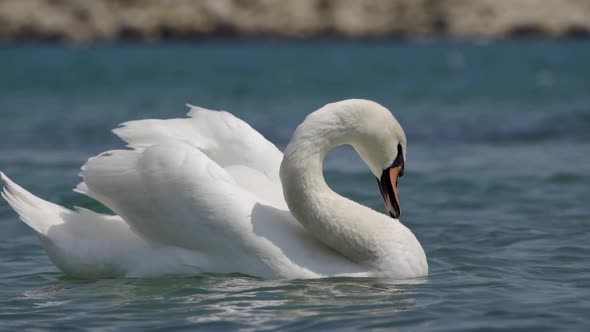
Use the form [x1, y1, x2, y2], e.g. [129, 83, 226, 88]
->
[1, 40, 589, 331]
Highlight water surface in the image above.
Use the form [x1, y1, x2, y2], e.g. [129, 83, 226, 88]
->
[1, 40, 589, 331]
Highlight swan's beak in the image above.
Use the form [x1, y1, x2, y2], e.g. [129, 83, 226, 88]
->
[377, 157, 404, 220]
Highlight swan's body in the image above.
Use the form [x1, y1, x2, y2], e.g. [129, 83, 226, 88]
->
[1, 99, 427, 279]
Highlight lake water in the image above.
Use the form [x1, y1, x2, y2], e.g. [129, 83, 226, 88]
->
[0, 40, 589, 331]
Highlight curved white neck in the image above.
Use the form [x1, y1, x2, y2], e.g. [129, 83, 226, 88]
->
[279, 102, 397, 264]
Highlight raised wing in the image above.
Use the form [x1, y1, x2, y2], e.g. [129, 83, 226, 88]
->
[75, 106, 366, 277]
[109, 106, 285, 208]
[73, 107, 290, 276]
[77, 140, 358, 278]
[79, 142, 253, 250]
[117, 107, 281, 174]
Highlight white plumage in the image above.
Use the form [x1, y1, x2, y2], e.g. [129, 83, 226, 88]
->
[1, 99, 427, 279]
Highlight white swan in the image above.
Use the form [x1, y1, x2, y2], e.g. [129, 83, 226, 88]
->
[1, 99, 427, 279]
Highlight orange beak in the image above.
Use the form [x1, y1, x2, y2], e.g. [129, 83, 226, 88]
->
[377, 164, 403, 219]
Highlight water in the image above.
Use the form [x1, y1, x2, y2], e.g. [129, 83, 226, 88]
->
[1, 40, 589, 331]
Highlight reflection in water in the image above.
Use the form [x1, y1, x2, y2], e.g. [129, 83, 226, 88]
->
[16, 274, 428, 328]
[184, 276, 428, 327]
[22, 279, 95, 300]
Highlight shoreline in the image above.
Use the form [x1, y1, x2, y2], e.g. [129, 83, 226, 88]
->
[1, 0, 589, 43]
[1, 35, 589, 47]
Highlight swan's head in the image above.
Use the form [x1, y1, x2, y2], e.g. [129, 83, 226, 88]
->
[284, 99, 407, 219]
[343, 100, 407, 220]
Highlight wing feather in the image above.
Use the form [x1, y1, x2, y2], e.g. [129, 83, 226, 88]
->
[79, 140, 318, 277]
[75, 106, 364, 277]
[113, 105, 283, 181]
[107, 106, 284, 206]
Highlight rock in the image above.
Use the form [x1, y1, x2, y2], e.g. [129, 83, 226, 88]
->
[0, 0, 588, 42]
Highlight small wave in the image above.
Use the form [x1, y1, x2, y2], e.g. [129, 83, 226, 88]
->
[545, 172, 585, 184]
[402, 106, 590, 143]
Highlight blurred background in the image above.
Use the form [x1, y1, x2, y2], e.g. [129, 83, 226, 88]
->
[0, 1, 589, 331]
[1, 0, 590, 41]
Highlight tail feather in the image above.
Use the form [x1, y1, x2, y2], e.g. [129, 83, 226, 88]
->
[1, 172, 67, 235]
[1, 171, 146, 277]
[1, 171, 213, 278]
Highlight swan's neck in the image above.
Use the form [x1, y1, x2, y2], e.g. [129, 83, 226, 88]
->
[279, 105, 391, 263]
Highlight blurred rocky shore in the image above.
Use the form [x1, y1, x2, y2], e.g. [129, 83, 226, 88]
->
[1, 0, 589, 42]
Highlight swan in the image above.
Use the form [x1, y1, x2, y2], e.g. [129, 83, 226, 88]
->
[1, 99, 427, 279]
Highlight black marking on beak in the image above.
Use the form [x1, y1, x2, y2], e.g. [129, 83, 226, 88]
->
[376, 144, 404, 220]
